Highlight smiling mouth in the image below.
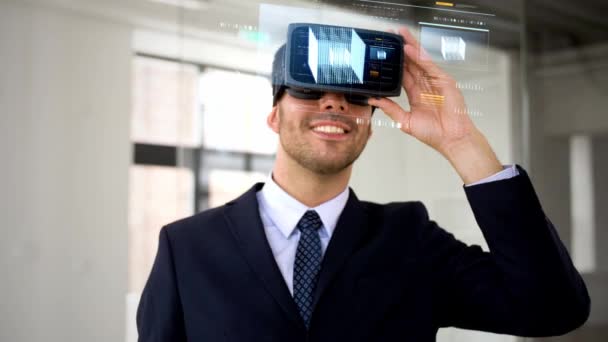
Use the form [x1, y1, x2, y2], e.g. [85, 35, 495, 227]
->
[309, 122, 352, 140]
[308, 113, 354, 137]
[312, 125, 348, 134]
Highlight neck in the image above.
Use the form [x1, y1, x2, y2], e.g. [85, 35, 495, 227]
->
[272, 149, 351, 208]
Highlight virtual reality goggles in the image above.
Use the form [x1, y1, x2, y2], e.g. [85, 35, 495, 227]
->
[272, 23, 404, 105]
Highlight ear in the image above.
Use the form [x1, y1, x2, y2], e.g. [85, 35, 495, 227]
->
[267, 105, 280, 134]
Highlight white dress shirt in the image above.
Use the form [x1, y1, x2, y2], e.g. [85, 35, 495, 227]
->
[255, 165, 519, 295]
[256, 177, 349, 294]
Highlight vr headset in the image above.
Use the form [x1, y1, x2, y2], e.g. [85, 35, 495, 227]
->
[273, 23, 404, 105]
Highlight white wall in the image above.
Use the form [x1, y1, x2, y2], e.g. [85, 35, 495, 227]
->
[0, 1, 131, 341]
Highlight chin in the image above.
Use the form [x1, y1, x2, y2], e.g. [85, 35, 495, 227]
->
[305, 158, 354, 175]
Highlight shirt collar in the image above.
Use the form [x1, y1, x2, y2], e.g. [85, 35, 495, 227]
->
[257, 174, 349, 239]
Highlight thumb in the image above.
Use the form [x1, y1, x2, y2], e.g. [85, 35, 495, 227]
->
[367, 97, 412, 134]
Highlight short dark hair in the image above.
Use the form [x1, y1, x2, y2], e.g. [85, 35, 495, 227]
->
[271, 44, 286, 106]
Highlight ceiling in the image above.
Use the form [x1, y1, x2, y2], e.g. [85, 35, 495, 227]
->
[319, 0, 608, 52]
[27, 0, 608, 53]
[525, 0, 608, 52]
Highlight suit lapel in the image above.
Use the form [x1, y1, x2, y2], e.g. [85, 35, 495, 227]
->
[223, 183, 306, 331]
[312, 188, 370, 309]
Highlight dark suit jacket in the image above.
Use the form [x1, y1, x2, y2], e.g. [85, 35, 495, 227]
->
[137, 166, 590, 341]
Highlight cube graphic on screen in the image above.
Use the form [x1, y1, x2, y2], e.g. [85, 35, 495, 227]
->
[441, 36, 466, 61]
[308, 26, 366, 84]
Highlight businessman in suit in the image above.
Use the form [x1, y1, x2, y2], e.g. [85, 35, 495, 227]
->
[137, 28, 590, 341]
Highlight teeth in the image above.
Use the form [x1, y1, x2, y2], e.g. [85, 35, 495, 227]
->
[313, 125, 345, 134]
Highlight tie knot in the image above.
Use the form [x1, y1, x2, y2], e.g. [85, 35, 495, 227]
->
[297, 210, 322, 233]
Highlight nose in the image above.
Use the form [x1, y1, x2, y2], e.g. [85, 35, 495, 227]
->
[319, 92, 348, 113]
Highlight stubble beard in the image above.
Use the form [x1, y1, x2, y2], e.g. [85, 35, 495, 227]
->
[277, 107, 369, 176]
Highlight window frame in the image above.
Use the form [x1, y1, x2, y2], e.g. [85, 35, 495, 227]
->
[131, 53, 276, 213]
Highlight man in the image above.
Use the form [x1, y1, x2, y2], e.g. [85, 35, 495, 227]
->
[137, 28, 590, 341]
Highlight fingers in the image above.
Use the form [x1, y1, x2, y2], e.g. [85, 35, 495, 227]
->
[403, 66, 422, 105]
[406, 62, 434, 94]
[397, 27, 420, 50]
[395, 26, 455, 102]
[405, 44, 448, 81]
[395, 26, 450, 82]
[367, 97, 412, 134]
[404, 47, 458, 106]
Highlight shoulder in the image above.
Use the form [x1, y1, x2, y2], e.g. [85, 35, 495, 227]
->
[161, 182, 262, 242]
[346, 199, 446, 260]
[357, 199, 433, 243]
[360, 199, 430, 223]
[162, 204, 230, 242]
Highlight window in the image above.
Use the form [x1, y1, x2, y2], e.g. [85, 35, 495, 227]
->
[128, 165, 194, 292]
[129, 56, 200, 294]
[128, 56, 277, 295]
[199, 68, 276, 154]
[132, 56, 201, 147]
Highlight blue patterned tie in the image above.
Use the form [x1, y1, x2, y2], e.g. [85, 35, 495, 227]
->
[293, 210, 323, 329]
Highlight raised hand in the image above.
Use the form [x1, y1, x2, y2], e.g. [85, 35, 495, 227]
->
[367, 27, 503, 184]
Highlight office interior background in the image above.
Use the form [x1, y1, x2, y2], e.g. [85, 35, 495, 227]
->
[0, 0, 607, 341]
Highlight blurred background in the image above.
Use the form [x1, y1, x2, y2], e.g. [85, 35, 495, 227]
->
[0, 0, 606, 341]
